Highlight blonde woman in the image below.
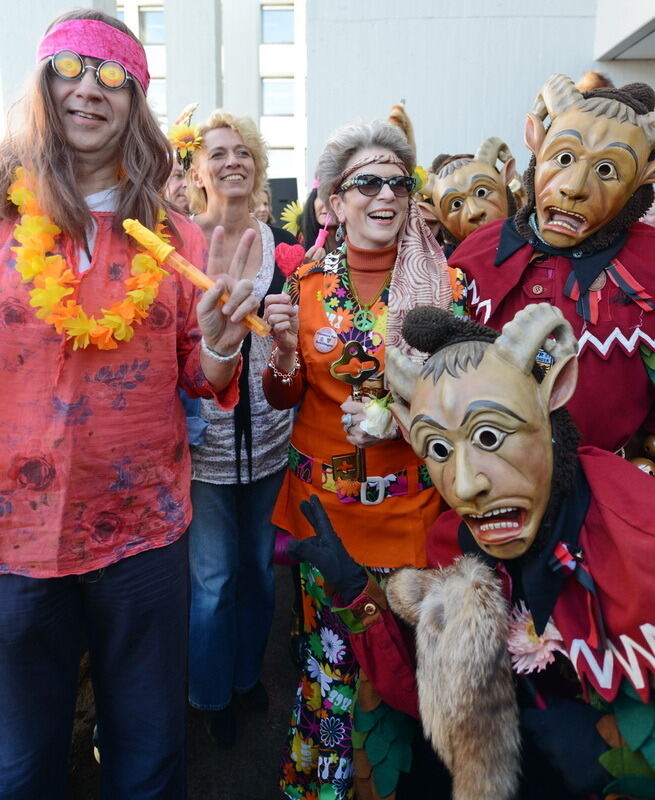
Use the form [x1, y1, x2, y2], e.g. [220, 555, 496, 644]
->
[186, 111, 297, 747]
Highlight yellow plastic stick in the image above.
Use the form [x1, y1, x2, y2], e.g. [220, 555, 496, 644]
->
[122, 218, 271, 337]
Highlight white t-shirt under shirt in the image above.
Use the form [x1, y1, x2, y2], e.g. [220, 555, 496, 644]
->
[79, 186, 119, 272]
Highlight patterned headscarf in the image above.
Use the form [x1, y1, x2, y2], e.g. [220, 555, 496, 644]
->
[333, 153, 452, 360]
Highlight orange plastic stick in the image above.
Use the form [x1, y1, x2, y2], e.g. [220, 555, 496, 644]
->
[122, 218, 271, 337]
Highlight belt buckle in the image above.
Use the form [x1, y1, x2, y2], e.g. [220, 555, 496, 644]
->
[360, 476, 386, 505]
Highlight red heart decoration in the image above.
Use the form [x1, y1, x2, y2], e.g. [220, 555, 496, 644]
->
[275, 242, 306, 277]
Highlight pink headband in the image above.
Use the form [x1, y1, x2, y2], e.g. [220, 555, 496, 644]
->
[37, 19, 150, 93]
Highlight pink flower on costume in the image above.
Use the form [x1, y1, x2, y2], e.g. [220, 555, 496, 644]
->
[507, 601, 567, 674]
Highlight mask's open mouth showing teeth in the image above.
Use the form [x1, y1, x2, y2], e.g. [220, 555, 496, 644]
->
[464, 507, 526, 545]
[544, 206, 587, 236]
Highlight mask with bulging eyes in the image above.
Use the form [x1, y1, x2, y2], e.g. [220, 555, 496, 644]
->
[523, 74, 655, 248]
[386, 303, 579, 559]
[428, 137, 517, 244]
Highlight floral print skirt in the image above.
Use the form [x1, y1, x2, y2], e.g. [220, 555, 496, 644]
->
[280, 562, 357, 800]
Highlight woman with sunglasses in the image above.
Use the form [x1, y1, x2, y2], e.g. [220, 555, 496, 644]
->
[0, 10, 259, 799]
[263, 120, 453, 799]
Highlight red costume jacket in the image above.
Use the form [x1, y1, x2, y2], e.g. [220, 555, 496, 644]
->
[448, 219, 655, 452]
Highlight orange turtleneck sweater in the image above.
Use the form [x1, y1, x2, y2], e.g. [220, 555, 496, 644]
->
[346, 239, 397, 305]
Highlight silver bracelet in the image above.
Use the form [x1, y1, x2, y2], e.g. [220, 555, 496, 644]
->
[268, 346, 300, 385]
[201, 336, 243, 362]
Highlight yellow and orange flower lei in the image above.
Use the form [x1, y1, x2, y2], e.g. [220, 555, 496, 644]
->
[8, 166, 169, 350]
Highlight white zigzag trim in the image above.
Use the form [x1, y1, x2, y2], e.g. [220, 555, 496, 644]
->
[569, 623, 655, 691]
[577, 326, 655, 357]
[465, 274, 655, 356]
[465, 278, 492, 324]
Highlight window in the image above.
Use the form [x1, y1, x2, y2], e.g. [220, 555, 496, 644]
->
[148, 78, 167, 123]
[267, 149, 296, 179]
[261, 78, 294, 116]
[261, 5, 294, 44]
[116, 7, 125, 22]
[139, 8, 165, 44]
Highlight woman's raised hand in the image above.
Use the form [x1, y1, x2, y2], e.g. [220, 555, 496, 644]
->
[303, 243, 326, 263]
[264, 293, 299, 356]
[197, 225, 259, 354]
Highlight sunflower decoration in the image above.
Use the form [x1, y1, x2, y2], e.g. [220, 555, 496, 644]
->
[167, 103, 202, 172]
[412, 165, 427, 195]
[280, 200, 304, 237]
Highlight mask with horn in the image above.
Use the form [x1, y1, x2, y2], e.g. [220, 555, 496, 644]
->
[519, 73, 655, 250]
[427, 137, 519, 247]
[386, 302, 579, 559]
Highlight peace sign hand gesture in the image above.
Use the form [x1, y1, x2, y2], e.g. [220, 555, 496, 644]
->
[197, 225, 259, 354]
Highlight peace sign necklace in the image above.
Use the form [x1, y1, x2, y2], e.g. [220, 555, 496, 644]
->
[345, 262, 392, 332]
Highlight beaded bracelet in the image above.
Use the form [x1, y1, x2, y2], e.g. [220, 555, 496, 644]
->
[268, 346, 300, 385]
[201, 336, 243, 362]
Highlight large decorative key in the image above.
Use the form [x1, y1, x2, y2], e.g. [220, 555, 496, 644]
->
[329, 341, 381, 482]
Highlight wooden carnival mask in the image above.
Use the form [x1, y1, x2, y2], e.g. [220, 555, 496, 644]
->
[525, 74, 655, 248]
[426, 138, 516, 243]
[387, 304, 578, 559]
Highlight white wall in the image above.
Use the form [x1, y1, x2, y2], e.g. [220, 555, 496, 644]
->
[166, 0, 222, 127]
[595, 0, 655, 59]
[222, 0, 260, 119]
[305, 0, 655, 177]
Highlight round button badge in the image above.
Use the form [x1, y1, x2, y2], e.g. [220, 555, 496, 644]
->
[313, 327, 339, 353]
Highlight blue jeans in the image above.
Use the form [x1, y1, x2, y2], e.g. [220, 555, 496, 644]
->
[0, 536, 188, 800]
[188, 470, 284, 709]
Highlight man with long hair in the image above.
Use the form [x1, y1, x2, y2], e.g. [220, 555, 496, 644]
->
[0, 10, 259, 798]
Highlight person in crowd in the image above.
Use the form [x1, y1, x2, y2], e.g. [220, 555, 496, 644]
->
[263, 119, 453, 799]
[185, 110, 296, 748]
[300, 182, 338, 255]
[254, 182, 275, 224]
[165, 102, 201, 216]
[0, 10, 259, 799]
[449, 74, 655, 456]
[165, 159, 191, 213]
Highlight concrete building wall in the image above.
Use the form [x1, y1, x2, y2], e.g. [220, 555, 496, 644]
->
[222, 1, 259, 119]
[1, 0, 653, 191]
[166, 0, 223, 126]
[305, 0, 655, 177]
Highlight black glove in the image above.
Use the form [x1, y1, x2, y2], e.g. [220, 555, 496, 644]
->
[520, 694, 610, 796]
[286, 494, 367, 604]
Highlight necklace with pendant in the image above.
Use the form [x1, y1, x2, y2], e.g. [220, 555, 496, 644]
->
[345, 262, 392, 332]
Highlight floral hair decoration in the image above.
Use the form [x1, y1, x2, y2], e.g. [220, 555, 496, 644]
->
[167, 103, 203, 173]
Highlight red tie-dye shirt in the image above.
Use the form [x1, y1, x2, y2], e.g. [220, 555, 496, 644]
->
[0, 210, 238, 577]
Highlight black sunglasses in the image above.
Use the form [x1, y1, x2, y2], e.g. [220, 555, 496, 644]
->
[50, 49, 133, 91]
[338, 173, 416, 198]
